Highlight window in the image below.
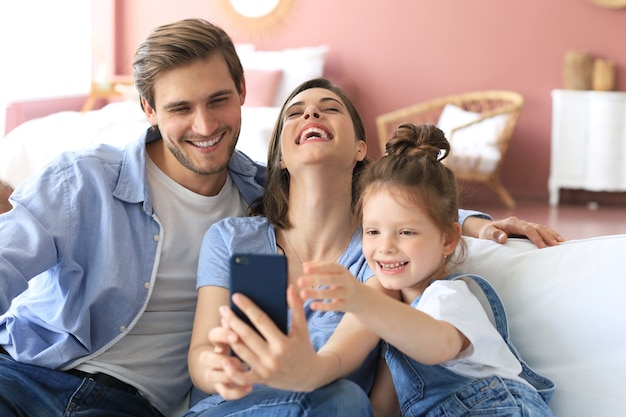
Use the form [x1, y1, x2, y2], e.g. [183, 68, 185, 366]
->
[0, 1, 92, 102]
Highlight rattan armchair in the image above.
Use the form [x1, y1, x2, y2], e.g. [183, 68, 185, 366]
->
[375, 90, 524, 209]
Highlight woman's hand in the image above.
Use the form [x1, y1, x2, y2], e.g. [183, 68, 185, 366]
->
[217, 285, 329, 392]
[205, 326, 254, 400]
[463, 216, 565, 248]
[188, 285, 253, 399]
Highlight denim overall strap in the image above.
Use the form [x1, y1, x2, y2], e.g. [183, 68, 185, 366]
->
[447, 273, 556, 404]
[446, 273, 508, 338]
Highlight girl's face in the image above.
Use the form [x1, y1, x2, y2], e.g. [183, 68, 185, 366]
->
[361, 188, 459, 297]
[279, 87, 366, 173]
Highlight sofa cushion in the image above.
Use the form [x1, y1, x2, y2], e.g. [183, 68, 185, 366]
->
[456, 235, 626, 417]
[243, 68, 283, 107]
[437, 103, 481, 138]
[437, 104, 508, 174]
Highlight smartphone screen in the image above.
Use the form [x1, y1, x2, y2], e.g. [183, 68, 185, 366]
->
[229, 253, 288, 336]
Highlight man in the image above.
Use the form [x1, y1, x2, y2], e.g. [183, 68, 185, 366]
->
[0, 18, 562, 417]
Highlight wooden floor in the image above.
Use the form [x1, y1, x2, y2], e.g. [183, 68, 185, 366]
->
[465, 196, 626, 241]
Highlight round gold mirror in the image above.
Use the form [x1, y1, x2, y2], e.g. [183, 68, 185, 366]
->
[219, 0, 296, 33]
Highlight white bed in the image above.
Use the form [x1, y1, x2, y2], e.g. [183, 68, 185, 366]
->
[0, 102, 280, 189]
[0, 44, 328, 190]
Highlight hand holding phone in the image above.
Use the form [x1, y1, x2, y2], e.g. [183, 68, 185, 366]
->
[229, 253, 289, 336]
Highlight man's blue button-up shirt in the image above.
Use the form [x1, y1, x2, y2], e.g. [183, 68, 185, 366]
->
[0, 130, 265, 369]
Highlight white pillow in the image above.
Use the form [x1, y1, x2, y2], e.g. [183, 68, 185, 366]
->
[235, 43, 256, 56]
[457, 235, 626, 417]
[437, 103, 509, 148]
[238, 106, 281, 163]
[437, 104, 508, 173]
[239, 45, 329, 107]
[446, 147, 500, 174]
[437, 103, 481, 140]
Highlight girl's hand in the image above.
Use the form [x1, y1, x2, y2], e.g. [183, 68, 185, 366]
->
[298, 261, 367, 314]
[218, 285, 327, 392]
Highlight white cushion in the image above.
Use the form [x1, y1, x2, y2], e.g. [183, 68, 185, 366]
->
[235, 43, 256, 56]
[238, 45, 329, 107]
[437, 103, 482, 139]
[238, 106, 281, 163]
[456, 235, 626, 417]
[243, 68, 283, 107]
[437, 104, 508, 174]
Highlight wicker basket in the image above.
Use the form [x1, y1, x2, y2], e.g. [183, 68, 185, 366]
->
[563, 51, 593, 90]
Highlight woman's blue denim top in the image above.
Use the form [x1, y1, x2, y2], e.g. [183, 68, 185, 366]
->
[384, 273, 555, 417]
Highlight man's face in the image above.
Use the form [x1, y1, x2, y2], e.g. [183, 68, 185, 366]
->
[143, 54, 245, 190]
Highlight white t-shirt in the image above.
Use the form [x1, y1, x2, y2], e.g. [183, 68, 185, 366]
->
[76, 156, 248, 416]
[415, 280, 530, 386]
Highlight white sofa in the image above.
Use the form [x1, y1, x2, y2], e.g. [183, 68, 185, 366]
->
[457, 235, 626, 417]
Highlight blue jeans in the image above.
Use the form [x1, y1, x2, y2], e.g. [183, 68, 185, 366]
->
[182, 379, 373, 417]
[0, 352, 163, 417]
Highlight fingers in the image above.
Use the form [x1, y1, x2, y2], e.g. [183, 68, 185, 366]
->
[213, 357, 254, 400]
[229, 292, 287, 339]
[533, 224, 565, 246]
[218, 302, 267, 370]
[287, 284, 305, 327]
[298, 274, 339, 304]
[214, 381, 253, 400]
[298, 262, 354, 311]
[490, 227, 508, 244]
[302, 261, 345, 275]
[485, 216, 565, 248]
[199, 330, 254, 400]
[298, 261, 345, 290]
[208, 325, 232, 348]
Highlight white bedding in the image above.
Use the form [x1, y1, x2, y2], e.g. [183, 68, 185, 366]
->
[0, 43, 332, 189]
[0, 101, 280, 189]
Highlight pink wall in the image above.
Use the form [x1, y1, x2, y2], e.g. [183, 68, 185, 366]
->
[115, 0, 626, 201]
[6, 1, 622, 203]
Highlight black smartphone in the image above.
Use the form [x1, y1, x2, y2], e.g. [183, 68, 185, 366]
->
[229, 253, 289, 336]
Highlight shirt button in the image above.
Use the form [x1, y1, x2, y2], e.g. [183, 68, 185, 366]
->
[144, 282, 150, 289]
[153, 234, 160, 241]
[120, 325, 127, 332]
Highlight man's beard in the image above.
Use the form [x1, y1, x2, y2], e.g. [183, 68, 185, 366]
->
[166, 126, 240, 176]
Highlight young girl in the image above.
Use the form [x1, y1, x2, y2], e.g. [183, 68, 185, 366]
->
[300, 123, 555, 416]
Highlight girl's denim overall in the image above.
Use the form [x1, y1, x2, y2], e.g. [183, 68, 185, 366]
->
[385, 273, 555, 417]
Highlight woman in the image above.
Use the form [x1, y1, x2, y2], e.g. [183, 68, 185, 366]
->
[186, 78, 381, 416]
[184, 78, 562, 417]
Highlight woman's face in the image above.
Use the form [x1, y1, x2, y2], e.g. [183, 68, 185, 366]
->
[279, 87, 366, 173]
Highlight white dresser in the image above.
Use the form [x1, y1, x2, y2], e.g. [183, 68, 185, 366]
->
[549, 89, 626, 206]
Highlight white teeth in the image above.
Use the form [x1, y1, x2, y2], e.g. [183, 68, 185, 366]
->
[193, 137, 220, 148]
[379, 262, 407, 271]
[298, 127, 330, 144]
